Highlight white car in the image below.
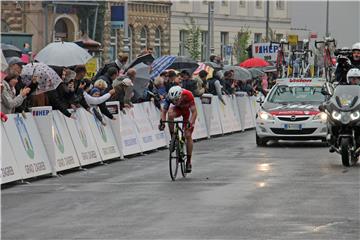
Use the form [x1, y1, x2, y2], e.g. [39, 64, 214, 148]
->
[256, 78, 328, 146]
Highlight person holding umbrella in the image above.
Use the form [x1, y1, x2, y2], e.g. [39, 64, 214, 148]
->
[111, 68, 136, 109]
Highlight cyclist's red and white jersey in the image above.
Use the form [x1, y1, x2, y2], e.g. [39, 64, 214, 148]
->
[163, 89, 195, 110]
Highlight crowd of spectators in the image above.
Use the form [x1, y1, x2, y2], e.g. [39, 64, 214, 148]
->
[0, 52, 275, 123]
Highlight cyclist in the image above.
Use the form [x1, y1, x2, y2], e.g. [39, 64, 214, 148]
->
[335, 42, 360, 84]
[158, 86, 197, 173]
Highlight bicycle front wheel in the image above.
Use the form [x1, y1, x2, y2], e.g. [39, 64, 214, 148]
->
[169, 135, 179, 181]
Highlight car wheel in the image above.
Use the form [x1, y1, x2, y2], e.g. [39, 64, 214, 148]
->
[256, 133, 267, 147]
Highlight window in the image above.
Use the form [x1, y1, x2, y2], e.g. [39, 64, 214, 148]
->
[140, 27, 148, 50]
[276, 0, 284, 10]
[276, 33, 284, 42]
[221, 0, 228, 6]
[154, 27, 161, 58]
[201, 31, 208, 61]
[202, 0, 208, 4]
[179, 30, 189, 56]
[255, 0, 262, 9]
[220, 32, 229, 59]
[254, 33, 262, 43]
[239, 1, 246, 8]
[109, 28, 117, 61]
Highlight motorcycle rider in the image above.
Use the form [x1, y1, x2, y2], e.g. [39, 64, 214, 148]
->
[335, 42, 360, 84]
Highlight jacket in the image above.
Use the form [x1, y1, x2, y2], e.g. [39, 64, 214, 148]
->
[1, 81, 26, 114]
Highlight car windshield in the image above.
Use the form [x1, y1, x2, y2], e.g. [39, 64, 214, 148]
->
[268, 85, 325, 103]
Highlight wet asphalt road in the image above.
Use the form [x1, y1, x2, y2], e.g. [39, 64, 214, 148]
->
[2, 130, 359, 240]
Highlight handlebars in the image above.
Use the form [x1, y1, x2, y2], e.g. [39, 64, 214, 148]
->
[315, 39, 337, 49]
[270, 41, 289, 50]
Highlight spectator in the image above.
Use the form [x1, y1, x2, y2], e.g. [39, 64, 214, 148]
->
[94, 79, 109, 93]
[112, 68, 136, 109]
[22, 43, 31, 55]
[96, 67, 118, 93]
[223, 70, 235, 95]
[1, 74, 31, 114]
[165, 70, 177, 91]
[153, 76, 167, 100]
[0, 80, 7, 122]
[193, 70, 207, 97]
[181, 70, 197, 95]
[93, 54, 128, 80]
[206, 70, 226, 105]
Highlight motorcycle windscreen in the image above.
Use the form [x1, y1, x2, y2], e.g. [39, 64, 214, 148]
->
[332, 85, 360, 109]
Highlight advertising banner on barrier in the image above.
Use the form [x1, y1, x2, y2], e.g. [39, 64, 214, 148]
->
[3, 113, 52, 179]
[235, 92, 255, 129]
[229, 95, 242, 132]
[84, 108, 121, 161]
[132, 104, 158, 152]
[193, 98, 209, 139]
[64, 109, 102, 166]
[32, 107, 80, 173]
[1, 124, 23, 184]
[249, 96, 259, 124]
[201, 94, 222, 136]
[106, 102, 142, 156]
[141, 101, 167, 147]
[217, 96, 233, 134]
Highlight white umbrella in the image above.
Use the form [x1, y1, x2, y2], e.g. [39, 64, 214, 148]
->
[1, 49, 8, 71]
[35, 42, 92, 67]
[21, 62, 63, 95]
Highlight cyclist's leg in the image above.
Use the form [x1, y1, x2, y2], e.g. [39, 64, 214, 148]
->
[168, 106, 181, 135]
[182, 108, 194, 172]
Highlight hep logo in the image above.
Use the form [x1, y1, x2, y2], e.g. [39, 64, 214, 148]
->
[33, 110, 50, 116]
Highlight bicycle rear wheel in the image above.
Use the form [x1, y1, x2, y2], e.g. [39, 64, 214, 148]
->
[169, 135, 179, 181]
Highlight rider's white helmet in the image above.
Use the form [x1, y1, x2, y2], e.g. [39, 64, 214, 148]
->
[303, 39, 309, 43]
[168, 86, 183, 101]
[352, 42, 360, 51]
[347, 68, 360, 84]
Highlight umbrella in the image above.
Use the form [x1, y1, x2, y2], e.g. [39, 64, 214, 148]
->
[21, 62, 63, 95]
[239, 57, 270, 68]
[248, 68, 265, 79]
[124, 53, 155, 72]
[20, 54, 30, 64]
[203, 61, 223, 71]
[0, 43, 22, 58]
[167, 56, 199, 75]
[258, 65, 277, 73]
[133, 63, 152, 96]
[221, 65, 252, 81]
[192, 63, 214, 80]
[150, 55, 177, 79]
[1, 49, 8, 71]
[35, 42, 92, 67]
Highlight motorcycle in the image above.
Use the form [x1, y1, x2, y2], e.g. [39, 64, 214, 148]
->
[320, 84, 360, 167]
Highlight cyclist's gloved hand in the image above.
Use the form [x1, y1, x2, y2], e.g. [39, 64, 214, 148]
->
[158, 120, 165, 131]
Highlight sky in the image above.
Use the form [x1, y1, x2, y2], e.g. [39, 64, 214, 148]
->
[290, 1, 360, 48]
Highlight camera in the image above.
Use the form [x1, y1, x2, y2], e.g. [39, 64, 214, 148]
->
[334, 48, 352, 57]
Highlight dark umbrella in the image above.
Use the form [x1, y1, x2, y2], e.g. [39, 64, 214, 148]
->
[133, 63, 152, 97]
[248, 68, 265, 79]
[258, 65, 277, 73]
[125, 53, 154, 72]
[167, 56, 199, 75]
[203, 61, 223, 71]
[221, 65, 252, 81]
[1, 43, 22, 58]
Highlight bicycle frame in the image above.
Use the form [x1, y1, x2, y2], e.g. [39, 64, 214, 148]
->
[271, 41, 289, 78]
[315, 38, 336, 82]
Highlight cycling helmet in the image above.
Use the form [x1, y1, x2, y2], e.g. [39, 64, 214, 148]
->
[168, 86, 183, 101]
[303, 39, 309, 44]
[347, 68, 360, 85]
[352, 42, 360, 51]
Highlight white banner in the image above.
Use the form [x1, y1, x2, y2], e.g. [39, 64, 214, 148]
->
[193, 98, 209, 139]
[252, 42, 279, 61]
[32, 107, 80, 173]
[64, 109, 102, 166]
[106, 102, 142, 156]
[84, 108, 121, 161]
[141, 101, 167, 147]
[201, 94, 222, 136]
[1, 124, 23, 184]
[235, 92, 254, 130]
[3, 113, 52, 179]
[229, 95, 242, 132]
[217, 96, 233, 134]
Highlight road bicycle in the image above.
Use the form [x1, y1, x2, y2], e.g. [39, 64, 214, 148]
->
[292, 49, 313, 78]
[315, 37, 336, 82]
[270, 39, 289, 78]
[162, 120, 187, 181]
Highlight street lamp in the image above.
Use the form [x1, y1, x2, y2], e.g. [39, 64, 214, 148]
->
[207, 0, 214, 61]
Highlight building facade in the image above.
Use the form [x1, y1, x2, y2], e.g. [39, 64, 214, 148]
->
[1, 0, 172, 62]
[171, 0, 292, 62]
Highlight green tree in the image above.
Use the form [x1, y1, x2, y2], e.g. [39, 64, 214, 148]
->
[233, 26, 251, 64]
[183, 17, 201, 60]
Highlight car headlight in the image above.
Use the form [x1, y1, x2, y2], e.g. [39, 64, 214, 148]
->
[331, 111, 342, 121]
[350, 111, 360, 121]
[313, 112, 327, 121]
[258, 111, 274, 121]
